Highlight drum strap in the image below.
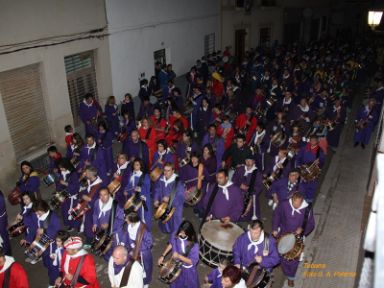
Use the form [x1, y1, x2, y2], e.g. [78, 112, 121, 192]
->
[42, 211, 53, 230]
[145, 128, 152, 140]
[263, 234, 270, 255]
[138, 141, 143, 161]
[199, 184, 219, 230]
[168, 178, 180, 208]
[70, 255, 85, 287]
[243, 169, 258, 213]
[120, 260, 134, 288]
[301, 203, 313, 237]
[3, 263, 14, 288]
[107, 200, 118, 235]
[137, 174, 148, 211]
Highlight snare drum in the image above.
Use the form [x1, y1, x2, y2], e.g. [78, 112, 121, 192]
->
[150, 167, 163, 182]
[199, 220, 244, 267]
[25, 234, 53, 262]
[43, 173, 57, 187]
[159, 258, 182, 284]
[8, 186, 22, 206]
[107, 179, 121, 195]
[8, 221, 26, 238]
[243, 267, 272, 288]
[91, 230, 113, 256]
[124, 193, 143, 213]
[49, 190, 69, 210]
[184, 186, 203, 206]
[154, 202, 175, 224]
[277, 233, 304, 261]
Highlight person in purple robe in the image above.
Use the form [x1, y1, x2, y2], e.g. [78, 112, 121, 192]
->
[272, 192, 315, 288]
[124, 158, 152, 231]
[114, 211, 154, 286]
[269, 168, 306, 209]
[288, 98, 315, 131]
[275, 91, 295, 117]
[205, 169, 244, 223]
[353, 98, 379, 149]
[32, 200, 61, 284]
[196, 97, 213, 138]
[158, 220, 200, 288]
[77, 166, 103, 246]
[204, 258, 230, 288]
[249, 123, 269, 171]
[263, 147, 293, 180]
[153, 163, 185, 234]
[296, 136, 325, 202]
[47, 230, 70, 288]
[120, 111, 137, 147]
[96, 121, 114, 175]
[137, 99, 154, 120]
[325, 99, 346, 151]
[0, 191, 11, 256]
[79, 134, 108, 184]
[202, 125, 225, 171]
[232, 220, 280, 273]
[175, 130, 200, 168]
[123, 130, 149, 170]
[151, 140, 175, 171]
[17, 161, 41, 201]
[111, 153, 132, 208]
[104, 96, 120, 138]
[232, 154, 263, 220]
[79, 93, 100, 136]
[121, 93, 135, 120]
[66, 133, 84, 168]
[17, 193, 38, 248]
[200, 144, 217, 184]
[57, 158, 81, 230]
[46, 146, 62, 188]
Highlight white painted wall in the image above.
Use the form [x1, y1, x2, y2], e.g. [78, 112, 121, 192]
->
[0, 0, 112, 184]
[105, 0, 221, 101]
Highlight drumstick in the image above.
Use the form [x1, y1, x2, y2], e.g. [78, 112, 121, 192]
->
[252, 195, 257, 220]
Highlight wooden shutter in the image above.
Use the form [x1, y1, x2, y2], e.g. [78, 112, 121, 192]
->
[0, 63, 50, 162]
[65, 50, 98, 126]
[204, 33, 215, 56]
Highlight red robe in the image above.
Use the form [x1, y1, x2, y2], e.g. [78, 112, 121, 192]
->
[150, 115, 167, 141]
[166, 116, 189, 147]
[212, 80, 224, 100]
[60, 251, 100, 288]
[138, 127, 157, 166]
[0, 261, 29, 288]
[235, 114, 258, 143]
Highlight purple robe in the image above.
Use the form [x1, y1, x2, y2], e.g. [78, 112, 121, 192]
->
[232, 165, 263, 219]
[200, 156, 217, 184]
[20, 205, 38, 244]
[0, 192, 11, 255]
[56, 171, 81, 228]
[105, 104, 120, 137]
[82, 179, 103, 239]
[151, 151, 175, 170]
[96, 130, 114, 174]
[197, 107, 214, 137]
[121, 101, 135, 119]
[121, 119, 136, 153]
[296, 145, 324, 201]
[269, 177, 306, 202]
[137, 103, 154, 120]
[79, 101, 99, 135]
[202, 135, 225, 171]
[79, 145, 108, 184]
[123, 140, 149, 169]
[207, 268, 223, 288]
[111, 163, 132, 208]
[272, 199, 315, 278]
[124, 173, 152, 231]
[169, 237, 200, 288]
[154, 176, 185, 234]
[263, 156, 292, 178]
[205, 182, 244, 222]
[232, 232, 280, 271]
[175, 142, 200, 163]
[325, 105, 346, 148]
[353, 105, 379, 145]
[18, 173, 40, 199]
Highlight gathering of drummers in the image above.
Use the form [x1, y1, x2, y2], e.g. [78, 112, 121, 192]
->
[1, 37, 383, 288]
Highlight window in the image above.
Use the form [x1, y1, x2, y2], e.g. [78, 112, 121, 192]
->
[260, 27, 271, 47]
[154, 49, 166, 66]
[65, 51, 98, 126]
[204, 33, 215, 56]
[261, 0, 276, 6]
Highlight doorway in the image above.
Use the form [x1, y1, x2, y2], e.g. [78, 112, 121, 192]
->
[235, 29, 246, 61]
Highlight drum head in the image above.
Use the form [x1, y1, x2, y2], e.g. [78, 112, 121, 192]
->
[200, 220, 243, 251]
[278, 234, 296, 254]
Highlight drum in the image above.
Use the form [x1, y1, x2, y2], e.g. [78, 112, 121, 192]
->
[43, 173, 57, 187]
[8, 221, 26, 238]
[107, 179, 121, 195]
[8, 186, 22, 205]
[123, 193, 143, 213]
[154, 202, 175, 224]
[91, 230, 113, 256]
[277, 233, 304, 261]
[243, 267, 272, 288]
[25, 234, 53, 262]
[70, 201, 90, 220]
[270, 131, 286, 148]
[159, 258, 182, 284]
[199, 220, 244, 267]
[300, 162, 321, 182]
[184, 186, 203, 206]
[49, 190, 69, 210]
[150, 167, 163, 182]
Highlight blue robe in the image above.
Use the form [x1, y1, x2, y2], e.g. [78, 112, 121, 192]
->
[169, 237, 200, 288]
[272, 199, 315, 278]
[232, 231, 280, 271]
[154, 176, 185, 234]
[0, 192, 11, 255]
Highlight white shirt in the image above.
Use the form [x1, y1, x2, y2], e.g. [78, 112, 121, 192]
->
[108, 258, 144, 288]
[234, 279, 247, 288]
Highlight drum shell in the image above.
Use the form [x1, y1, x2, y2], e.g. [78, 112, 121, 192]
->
[277, 233, 304, 261]
[159, 259, 182, 284]
[8, 186, 22, 205]
[8, 221, 26, 238]
[150, 167, 162, 182]
[185, 187, 203, 206]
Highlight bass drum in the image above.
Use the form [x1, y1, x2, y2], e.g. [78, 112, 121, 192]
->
[199, 220, 244, 267]
[277, 233, 304, 261]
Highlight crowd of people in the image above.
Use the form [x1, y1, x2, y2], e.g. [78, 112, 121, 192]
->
[0, 37, 382, 288]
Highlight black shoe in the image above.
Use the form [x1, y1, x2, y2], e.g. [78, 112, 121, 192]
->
[354, 142, 359, 147]
[361, 143, 365, 149]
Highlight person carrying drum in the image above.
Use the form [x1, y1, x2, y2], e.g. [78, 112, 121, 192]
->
[203, 258, 230, 288]
[232, 219, 280, 286]
[157, 220, 200, 288]
[272, 192, 315, 287]
[0, 247, 29, 288]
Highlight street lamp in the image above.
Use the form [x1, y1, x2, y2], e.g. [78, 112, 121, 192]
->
[368, 10, 383, 30]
